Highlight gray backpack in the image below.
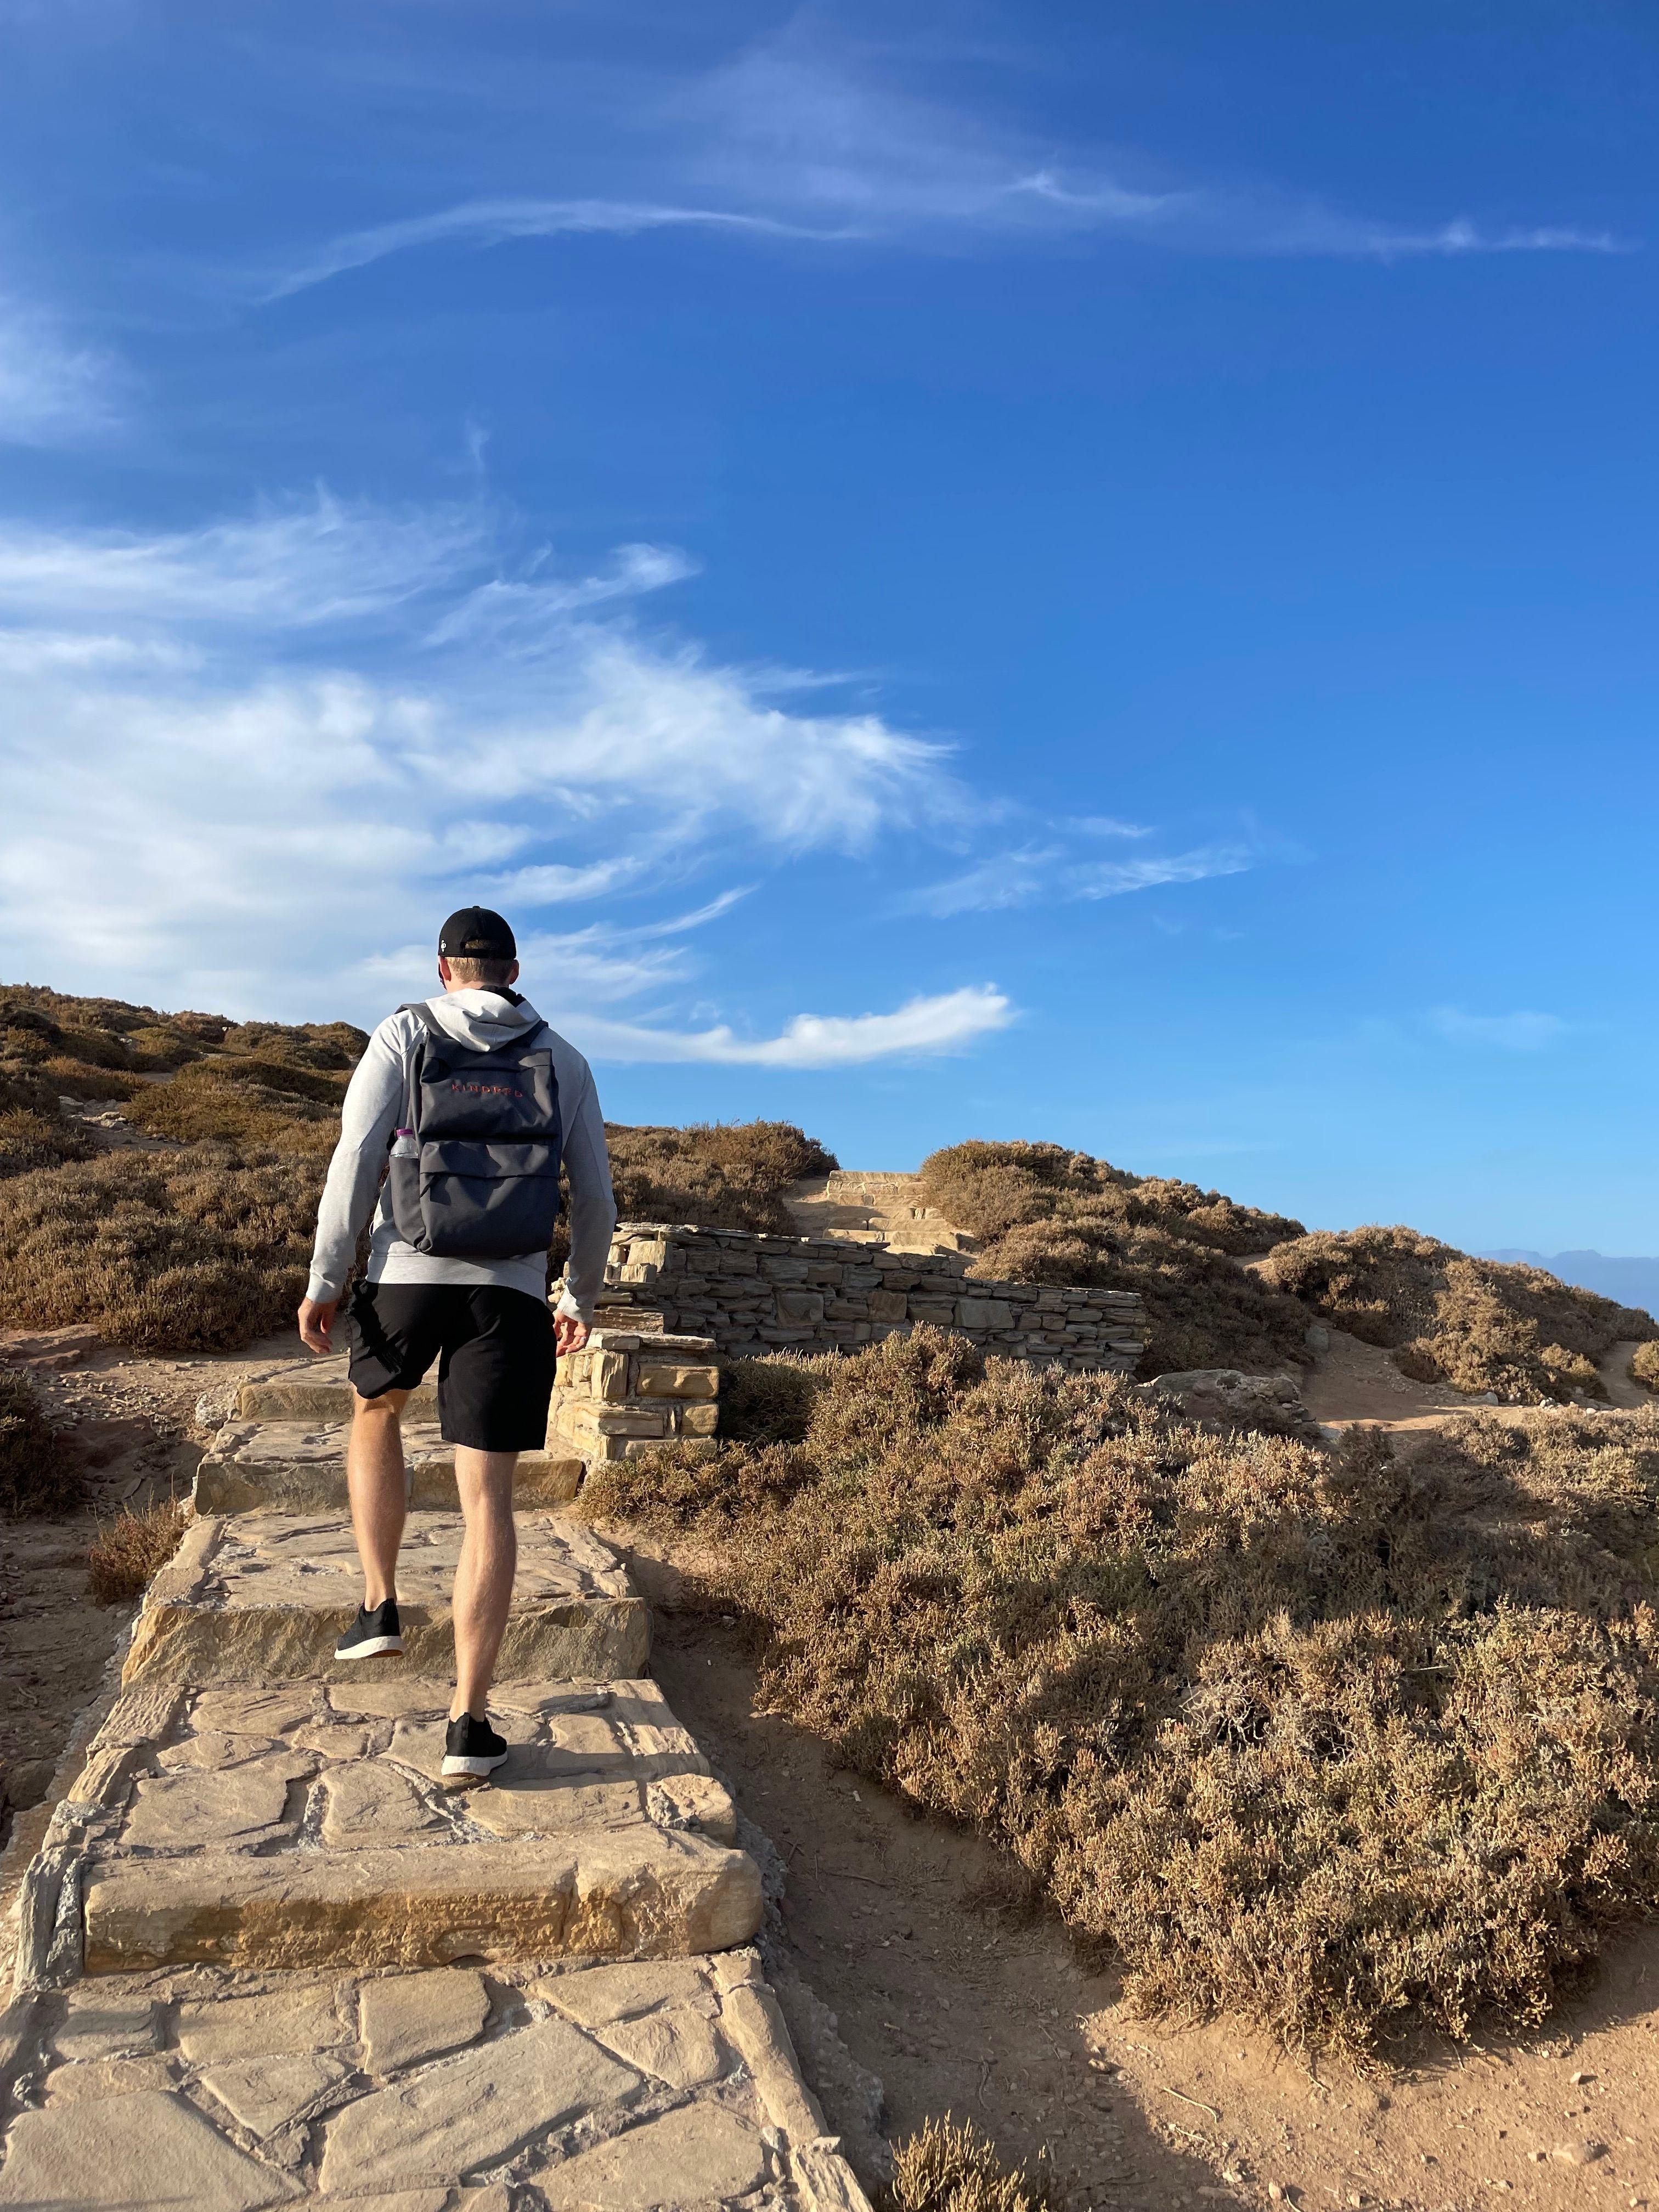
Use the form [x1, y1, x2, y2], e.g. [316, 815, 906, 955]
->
[386, 1002, 564, 1261]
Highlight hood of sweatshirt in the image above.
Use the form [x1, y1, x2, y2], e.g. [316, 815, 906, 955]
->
[417, 988, 545, 1051]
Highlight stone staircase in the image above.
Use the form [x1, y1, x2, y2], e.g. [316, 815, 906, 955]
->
[0, 1379, 873, 2209]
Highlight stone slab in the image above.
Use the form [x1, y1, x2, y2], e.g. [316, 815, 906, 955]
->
[239, 1356, 438, 1423]
[358, 1967, 490, 2074]
[0, 2088, 301, 2207]
[194, 1421, 583, 1515]
[124, 1512, 650, 1686]
[85, 1830, 760, 1975]
[318, 2013, 641, 2190]
[532, 2103, 768, 2209]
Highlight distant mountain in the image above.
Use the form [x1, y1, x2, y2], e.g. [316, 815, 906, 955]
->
[1482, 1249, 1659, 1323]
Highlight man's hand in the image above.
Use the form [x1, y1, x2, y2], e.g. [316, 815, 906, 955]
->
[298, 1296, 338, 1355]
[554, 1312, 589, 1358]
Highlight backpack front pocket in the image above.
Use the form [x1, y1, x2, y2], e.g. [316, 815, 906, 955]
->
[415, 1139, 563, 1260]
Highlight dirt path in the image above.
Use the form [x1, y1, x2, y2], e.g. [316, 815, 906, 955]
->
[1597, 1341, 1655, 1412]
[645, 1579, 1659, 2212]
[0, 1325, 309, 1858]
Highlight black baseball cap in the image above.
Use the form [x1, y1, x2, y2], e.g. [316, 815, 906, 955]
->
[438, 906, 517, 960]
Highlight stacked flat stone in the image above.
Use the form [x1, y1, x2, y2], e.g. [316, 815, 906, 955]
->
[0, 1389, 873, 2207]
[592, 1222, 1149, 1372]
[550, 1332, 721, 1465]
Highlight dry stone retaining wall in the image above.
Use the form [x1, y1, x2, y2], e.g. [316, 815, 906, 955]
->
[551, 1331, 721, 1465]
[586, 1222, 1149, 1372]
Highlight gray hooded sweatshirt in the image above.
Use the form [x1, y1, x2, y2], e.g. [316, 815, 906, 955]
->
[305, 989, 616, 1321]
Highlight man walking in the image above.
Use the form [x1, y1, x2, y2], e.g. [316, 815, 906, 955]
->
[297, 908, 616, 1780]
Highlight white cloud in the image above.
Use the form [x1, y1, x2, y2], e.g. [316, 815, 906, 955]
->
[913, 840, 1254, 917]
[0, 490, 989, 1054]
[0, 498, 484, 633]
[1430, 1007, 1566, 1051]
[0, 293, 120, 447]
[569, 985, 1013, 1067]
[263, 40, 1622, 297]
[265, 198, 845, 298]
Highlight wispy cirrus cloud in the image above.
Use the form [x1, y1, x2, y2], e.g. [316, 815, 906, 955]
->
[266, 38, 1626, 297]
[1430, 1007, 1566, 1051]
[263, 198, 849, 300]
[0, 488, 996, 1058]
[912, 840, 1255, 918]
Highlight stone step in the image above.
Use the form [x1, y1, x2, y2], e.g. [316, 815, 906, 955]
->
[2, 1948, 867, 2209]
[195, 1419, 584, 1514]
[124, 1511, 651, 1687]
[236, 1353, 437, 1423]
[66, 1675, 761, 1977]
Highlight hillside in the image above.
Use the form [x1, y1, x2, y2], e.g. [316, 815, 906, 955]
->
[920, 1138, 1656, 1403]
[0, 983, 838, 1354]
[3, 984, 1653, 1401]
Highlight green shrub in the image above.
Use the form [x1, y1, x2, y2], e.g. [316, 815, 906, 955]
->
[0, 1370, 84, 1517]
[1259, 1226, 1655, 1404]
[585, 1329, 1659, 2056]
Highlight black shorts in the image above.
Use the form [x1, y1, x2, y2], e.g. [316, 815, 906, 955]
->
[345, 1283, 556, 1453]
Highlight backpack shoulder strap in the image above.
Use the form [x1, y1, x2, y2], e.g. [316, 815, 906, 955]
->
[397, 1001, 449, 1042]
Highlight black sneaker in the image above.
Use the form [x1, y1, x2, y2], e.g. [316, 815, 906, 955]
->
[334, 1598, 402, 1660]
[442, 1712, 508, 1782]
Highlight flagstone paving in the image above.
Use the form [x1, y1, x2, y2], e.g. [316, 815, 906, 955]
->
[123, 1513, 650, 1686]
[2, 1951, 866, 2207]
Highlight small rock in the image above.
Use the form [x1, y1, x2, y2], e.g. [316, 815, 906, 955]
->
[1554, 2141, 1607, 2165]
[1570, 2069, 1594, 2084]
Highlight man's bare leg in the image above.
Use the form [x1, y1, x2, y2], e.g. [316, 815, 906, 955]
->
[450, 1448, 518, 1721]
[347, 1389, 410, 1609]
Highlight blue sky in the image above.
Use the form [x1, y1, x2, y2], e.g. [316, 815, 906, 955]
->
[2, 2, 1656, 1250]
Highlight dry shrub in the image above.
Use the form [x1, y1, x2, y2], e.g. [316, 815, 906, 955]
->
[0, 1147, 325, 1350]
[719, 1353, 836, 1443]
[0, 1108, 93, 1180]
[1260, 1226, 1655, 1406]
[605, 1120, 838, 1236]
[0, 1064, 59, 1116]
[1632, 1343, 1659, 1392]
[87, 1496, 190, 1602]
[124, 1056, 344, 1152]
[919, 1141, 1310, 1374]
[586, 1328, 1659, 2056]
[219, 1019, 369, 1070]
[0, 1370, 84, 1517]
[40, 1058, 143, 1101]
[887, 2115, 1060, 2212]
